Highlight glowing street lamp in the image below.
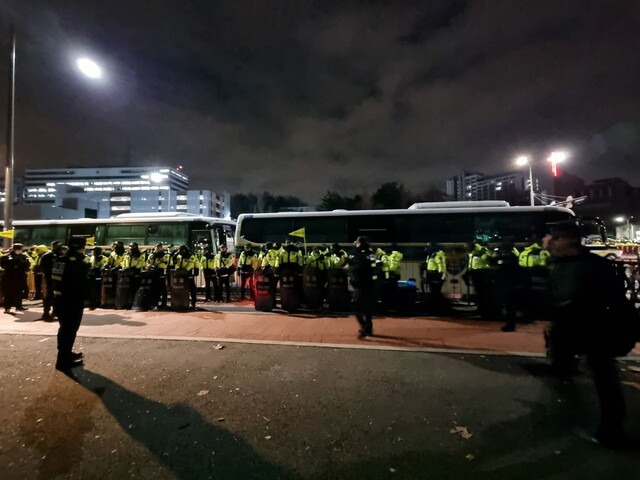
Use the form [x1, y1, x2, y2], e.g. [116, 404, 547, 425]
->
[76, 57, 103, 79]
[547, 151, 568, 177]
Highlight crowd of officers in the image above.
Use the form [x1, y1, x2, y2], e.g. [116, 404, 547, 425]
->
[0, 240, 240, 315]
[1, 236, 554, 322]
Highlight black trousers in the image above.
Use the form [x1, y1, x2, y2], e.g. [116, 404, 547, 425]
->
[353, 288, 374, 335]
[587, 354, 626, 437]
[57, 303, 84, 360]
[203, 270, 215, 301]
[150, 273, 167, 308]
[3, 276, 25, 310]
[239, 269, 254, 299]
[215, 275, 231, 302]
[43, 278, 54, 316]
[34, 273, 43, 300]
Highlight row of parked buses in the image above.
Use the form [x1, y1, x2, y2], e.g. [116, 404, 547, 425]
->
[234, 201, 607, 299]
[3, 203, 609, 300]
[2, 213, 236, 254]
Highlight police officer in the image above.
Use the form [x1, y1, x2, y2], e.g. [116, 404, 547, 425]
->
[108, 241, 126, 269]
[545, 220, 631, 448]
[214, 244, 236, 302]
[237, 244, 259, 300]
[172, 245, 199, 309]
[517, 236, 551, 322]
[326, 243, 348, 269]
[347, 236, 377, 339]
[493, 240, 519, 331]
[123, 242, 146, 295]
[260, 242, 279, 271]
[468, 242, 492, 318]
[52, 237, 91, 370]
[277, 240, 304, 270]
[31, 245, 49, 301]
[146, 243, 169, 309]
[1, 243, 31, 313]
[123, 242, 146, 271]
[86, 246, 108, 309]
[39, 241, 66, 319]
[200, 246, 216, 302]
[426, 243, 447, 305]
[305, 246, 328, 270]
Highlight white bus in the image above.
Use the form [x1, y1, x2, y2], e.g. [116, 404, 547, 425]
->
[6, 213, 236, 253]
[235, 203, 582, 298]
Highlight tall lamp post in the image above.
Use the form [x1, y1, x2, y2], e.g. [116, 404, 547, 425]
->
[3, 27, 104, 247]
[514, 155, 534, 206]
[514, 151, 569, 206]
[3, 27, 16, 249]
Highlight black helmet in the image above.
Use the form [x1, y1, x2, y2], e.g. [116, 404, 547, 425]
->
[68, 236, 86, 251]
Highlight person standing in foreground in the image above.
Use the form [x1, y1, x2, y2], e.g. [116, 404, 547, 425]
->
[346, 236, 377, 339]
[52, 237, 91, 371]
[545, 220, 633, 448]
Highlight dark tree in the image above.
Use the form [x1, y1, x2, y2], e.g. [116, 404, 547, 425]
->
[371, 182, 410, 209]
[231, 193, 259, 217]
[318, 191, 363, 211]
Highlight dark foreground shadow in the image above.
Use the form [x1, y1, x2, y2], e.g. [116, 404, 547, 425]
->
[68, 369, 292, 480]
[12, 310, 146, 327]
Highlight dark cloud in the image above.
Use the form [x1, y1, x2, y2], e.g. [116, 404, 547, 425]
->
[1, 0, 639, 202]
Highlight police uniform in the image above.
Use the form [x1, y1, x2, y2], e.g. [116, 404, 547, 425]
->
[347, 238, 377, 338]
[468, 243, 492, 318]
[147, 245, 170, 308]
[1, 245, 31, 313]
[52, 237, 90, 370]
[200, 248, 216, 301]
[426, 247, 447, 304]
[517, 241, 551, 322]
[171, 248, 199, 308]
[238, 247, 259, 300]
[87, 248, 108, 309]
[214, 247, 236, 302]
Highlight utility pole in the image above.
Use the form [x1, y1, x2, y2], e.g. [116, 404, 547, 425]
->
[3, 26, 16, 248]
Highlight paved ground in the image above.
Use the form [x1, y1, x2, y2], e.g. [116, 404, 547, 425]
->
[2, 302, 639, 357]
[0, 335, 639, 480]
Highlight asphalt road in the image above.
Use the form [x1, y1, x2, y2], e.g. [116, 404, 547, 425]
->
[1, 335, 639, 480]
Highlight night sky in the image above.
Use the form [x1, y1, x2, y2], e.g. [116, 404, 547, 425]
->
[1, 0, 639, 202]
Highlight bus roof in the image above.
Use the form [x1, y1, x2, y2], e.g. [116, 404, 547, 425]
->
[5, 215, 236, 227]
[237, 205, 575, 220]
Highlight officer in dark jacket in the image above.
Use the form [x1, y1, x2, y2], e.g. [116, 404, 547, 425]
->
[38, 241, 65, 320]
[546, 220, 630, 448]
[52, 237, 91, 370]
[1, 243, 31, 313]
[346, 236, 377, 339]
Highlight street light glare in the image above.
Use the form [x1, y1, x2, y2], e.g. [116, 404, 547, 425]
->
[515, 155, 530, 166]
[76, 57, 103, 79]
[614, 216, 626, 223]
[547, 151, 568, 163]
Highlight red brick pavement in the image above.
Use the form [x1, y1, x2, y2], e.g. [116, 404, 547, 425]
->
[1, 302, 638, 356]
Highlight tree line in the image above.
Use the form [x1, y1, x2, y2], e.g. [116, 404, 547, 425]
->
[231, 182, 446, 217]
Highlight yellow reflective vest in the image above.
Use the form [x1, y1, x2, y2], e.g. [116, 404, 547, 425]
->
[427, 250, 446, 279]
[518, 243, 550, 268]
